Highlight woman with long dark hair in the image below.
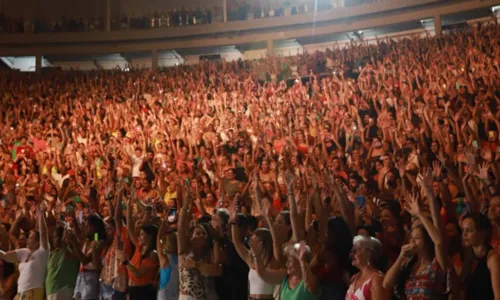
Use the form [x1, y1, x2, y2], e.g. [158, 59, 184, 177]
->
[461, 214, 500, 300]
[70, 214, 107, 300]
[310, 216, 353, 300]
[231, 215, 277, 300]
[177, 183, 222, 300]
[125, 196, 159, 300]
[383, 192, 447, 299]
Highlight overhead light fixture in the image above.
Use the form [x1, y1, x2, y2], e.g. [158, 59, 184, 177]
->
[420, 19, 433, 24]
[492, 5, 500, 13]
[357, 30, 363, 34]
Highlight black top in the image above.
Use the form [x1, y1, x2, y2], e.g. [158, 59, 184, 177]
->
[466, 247, 494, 300]
[215, 237, 250, 300]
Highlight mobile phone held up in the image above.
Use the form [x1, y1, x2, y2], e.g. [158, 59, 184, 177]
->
[355, 195, 366, 208]
[167, 208, 177, 223]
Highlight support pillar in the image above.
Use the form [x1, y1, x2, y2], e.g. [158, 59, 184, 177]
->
[152, 49, 158, 70]
[35, 54, 42, 73]
[434, 15, 442, 37]
[106, 0, 112, 32]
[223, 0, 227, 23]
[267, 39, 274, 57]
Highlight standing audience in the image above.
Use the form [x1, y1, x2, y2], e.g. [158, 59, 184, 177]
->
[0, 22, 499, 300]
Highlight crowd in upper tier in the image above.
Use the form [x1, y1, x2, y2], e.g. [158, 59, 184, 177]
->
[0, 0, 381, 34]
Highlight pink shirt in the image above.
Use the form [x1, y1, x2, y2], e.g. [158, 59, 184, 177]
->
[32, 138, 48, 152]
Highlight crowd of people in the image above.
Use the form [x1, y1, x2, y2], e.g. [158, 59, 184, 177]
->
[227, 0, 381, 21]
[115, 8, 215, 31]
[0, 20, 499, 300]
[0, 14, 105, 34]
[0, 0, 384, 34]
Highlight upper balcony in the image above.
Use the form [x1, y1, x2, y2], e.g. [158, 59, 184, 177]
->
[0, 0, 498, 57]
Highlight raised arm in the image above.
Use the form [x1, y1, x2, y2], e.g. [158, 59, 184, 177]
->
[383, 243, 413, 289]
[257, 184, 284, 264]
[285, 170, 305, 242]
[177, 183, 192, 255]
[38, 204, 49, 250]
[404, 192, 446, 270]
[249, 236, 287, 285]
[126, 193, 138, 245]
[197, 240, 223, 277]
[0, 250, 18, 264]
[157, 219, 170, 268]
[114, 186, 124, 238]
[329, 173, 356, 233]
[298, 241, 318, 294]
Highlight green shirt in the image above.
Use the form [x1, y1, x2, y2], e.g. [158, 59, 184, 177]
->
[45, 248, 80, 294]
[280, 276, 319, 300]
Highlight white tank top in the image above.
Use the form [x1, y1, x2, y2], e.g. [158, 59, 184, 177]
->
[248, 269, 275, 295]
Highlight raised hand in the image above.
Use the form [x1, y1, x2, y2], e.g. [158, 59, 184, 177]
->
[285, 170, 295, 191]
[38, 202, 47, 215]
[477, 162, 491, 182]
[228, 202, 237, 222]
[404, 192, 421, 216]
[417, 167, 433, 188]
[252, 170, 259, 190]
[399, 242, 417, 258]
[260, 199, 270, 217]
[464, 147, 476, 165]
[249, 236, 264, 257]
[431, 161, 442, 179]
[297, 240, 308, 263]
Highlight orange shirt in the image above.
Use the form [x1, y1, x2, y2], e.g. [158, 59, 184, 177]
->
[128, 247, 159, 286]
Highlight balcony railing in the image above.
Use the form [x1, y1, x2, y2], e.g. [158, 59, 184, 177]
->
[0, 0, 412, 35]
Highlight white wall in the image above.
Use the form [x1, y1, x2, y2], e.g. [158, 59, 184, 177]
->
[0, 56, 52, 72]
